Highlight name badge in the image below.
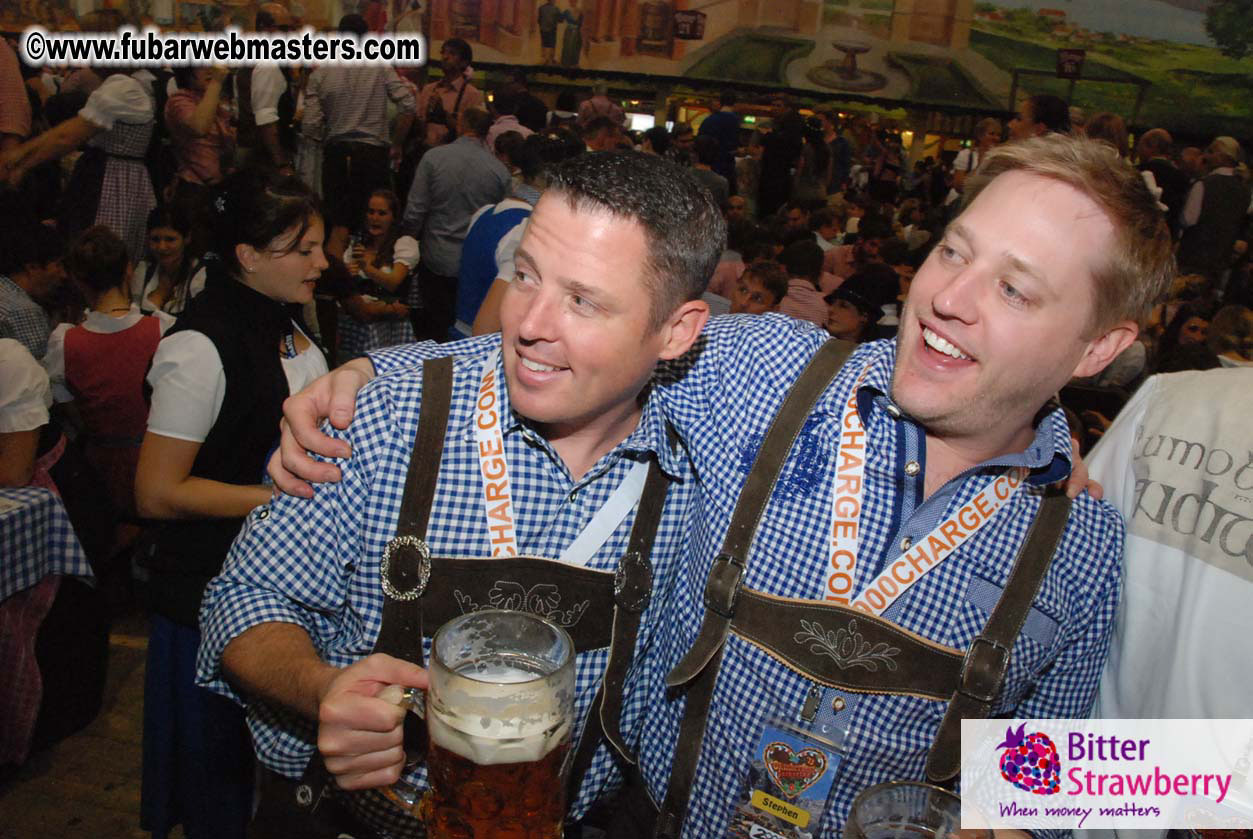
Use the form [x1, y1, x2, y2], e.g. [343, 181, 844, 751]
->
[724, 720, 842, 838]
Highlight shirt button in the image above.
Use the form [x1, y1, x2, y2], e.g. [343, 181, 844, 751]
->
[568, 490, 578, 503]
[256, 508, 270, 520]
[885, 402, 902, 418]
[832, 696, 847, 713]
[901, 536, 913, 551]
[904, 460, 920, 476]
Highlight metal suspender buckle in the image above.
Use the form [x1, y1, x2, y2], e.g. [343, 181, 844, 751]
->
[703, 553, 747, 619]
[614, 550, 653, 613]
[957, 635, 1011, 704]
[380, 535, 432, 601]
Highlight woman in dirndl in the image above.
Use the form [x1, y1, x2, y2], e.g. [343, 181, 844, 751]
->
[0, 68, 156, 261]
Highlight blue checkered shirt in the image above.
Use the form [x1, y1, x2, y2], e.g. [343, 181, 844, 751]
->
[196, 336, 695, 836]
[0, 275, 51, 360]
[354, 315, 1123, 838]
[635, 315, 1121, 838]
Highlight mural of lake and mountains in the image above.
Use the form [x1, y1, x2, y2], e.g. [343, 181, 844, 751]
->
[409, 0, 1253, 136]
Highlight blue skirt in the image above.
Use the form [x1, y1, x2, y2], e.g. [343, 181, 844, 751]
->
[140, 614, 253, 839]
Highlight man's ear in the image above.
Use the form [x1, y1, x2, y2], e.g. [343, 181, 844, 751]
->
[657, 299, 709, 361]
[1072, 320, 1138, 379]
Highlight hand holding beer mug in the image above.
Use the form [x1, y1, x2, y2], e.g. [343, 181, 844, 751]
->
[420, 610, 575, 839]
[845, 780, 991, 839]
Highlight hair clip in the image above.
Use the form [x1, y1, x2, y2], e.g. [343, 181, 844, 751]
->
[215, 195, 227, 214]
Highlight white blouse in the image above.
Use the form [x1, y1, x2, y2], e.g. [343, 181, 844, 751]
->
[79, 72, 153, 131]
[0, 338, 52, 434]
[146, 324, 328, 444]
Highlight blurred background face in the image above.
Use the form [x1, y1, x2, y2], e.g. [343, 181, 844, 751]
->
[148, 226, 186, 269]
[1179, 316, 1209, 346]
[729, 275, 778, 315]
[826, 298, 867, 340]
[364, 196, 394, 240]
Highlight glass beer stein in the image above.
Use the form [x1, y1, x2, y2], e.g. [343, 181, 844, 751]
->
[421, 610, 575, 839]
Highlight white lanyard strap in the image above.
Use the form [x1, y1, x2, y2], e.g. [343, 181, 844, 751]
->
[557, 459, 650, 567]
[474, 350, 650, 567]
[821, 363, 1026, 616]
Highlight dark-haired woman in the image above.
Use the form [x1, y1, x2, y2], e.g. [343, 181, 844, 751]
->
[338, 189, 417, 361]
[44, 225, 173, 517]
[135, 170, 328, 839]
[131, 205, 207, 316]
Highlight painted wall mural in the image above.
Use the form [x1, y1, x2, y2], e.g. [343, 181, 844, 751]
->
[417, 0, 1253, 136]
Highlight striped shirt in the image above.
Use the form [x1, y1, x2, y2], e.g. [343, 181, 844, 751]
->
[302, 64, 417, 148]
[197, 336, 695, 834]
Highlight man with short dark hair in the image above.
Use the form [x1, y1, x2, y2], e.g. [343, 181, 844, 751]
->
[198, 152, 720, 839]
[416, 38, 483, 148]
[0, 222, 64, 358]
[402, 107, 509, 341]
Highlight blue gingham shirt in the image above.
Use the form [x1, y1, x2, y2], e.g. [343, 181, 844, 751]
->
[197, 336, 695, 831]
[356, 315, 1123, 838]
[639, 315, 1122, 838]
[0, 275, 52, 360]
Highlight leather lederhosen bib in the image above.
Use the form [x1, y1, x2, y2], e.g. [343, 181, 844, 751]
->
[648, 339, 1072, 839]
[277, 356, 674, 836]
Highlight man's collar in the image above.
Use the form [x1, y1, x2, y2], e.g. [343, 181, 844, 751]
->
[852, 339, 1072, 485]
[459, 346, 686, 480]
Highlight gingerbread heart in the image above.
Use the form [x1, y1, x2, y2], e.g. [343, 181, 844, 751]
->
[763, 741, 829, 799]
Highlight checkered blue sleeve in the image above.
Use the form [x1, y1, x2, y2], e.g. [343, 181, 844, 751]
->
[1015, 496, 1123, 720]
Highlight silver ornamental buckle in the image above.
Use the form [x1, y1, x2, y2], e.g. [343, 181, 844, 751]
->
[380, 535, 431, 601]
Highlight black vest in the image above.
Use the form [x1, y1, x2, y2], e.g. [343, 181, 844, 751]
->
[1177, 172, 1252, 276]
[147, 271, 298, 625]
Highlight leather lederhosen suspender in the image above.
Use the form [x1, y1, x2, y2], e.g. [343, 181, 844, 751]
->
[652, 340, 1072, 839]
[379, 356, 673, 799]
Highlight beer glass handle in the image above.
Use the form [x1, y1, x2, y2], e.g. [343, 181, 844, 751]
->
[378, 685, 428, 815]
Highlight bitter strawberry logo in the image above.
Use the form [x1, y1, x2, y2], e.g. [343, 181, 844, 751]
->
[996, 723, 1061, 795]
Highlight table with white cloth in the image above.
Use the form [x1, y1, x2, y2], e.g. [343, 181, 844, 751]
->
[0, 487, 95, 765]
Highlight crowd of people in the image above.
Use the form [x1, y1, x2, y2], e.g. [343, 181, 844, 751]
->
[1, 7, 1252, 839]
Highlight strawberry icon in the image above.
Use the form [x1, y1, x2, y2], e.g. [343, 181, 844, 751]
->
[995, 723, 1061, 795]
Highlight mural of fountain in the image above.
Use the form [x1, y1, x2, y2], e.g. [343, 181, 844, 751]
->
[807, 13, 888, 91]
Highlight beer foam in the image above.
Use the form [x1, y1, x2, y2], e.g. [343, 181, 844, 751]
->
[426, 656, 573, 765]
[427, 705, 571, 765]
